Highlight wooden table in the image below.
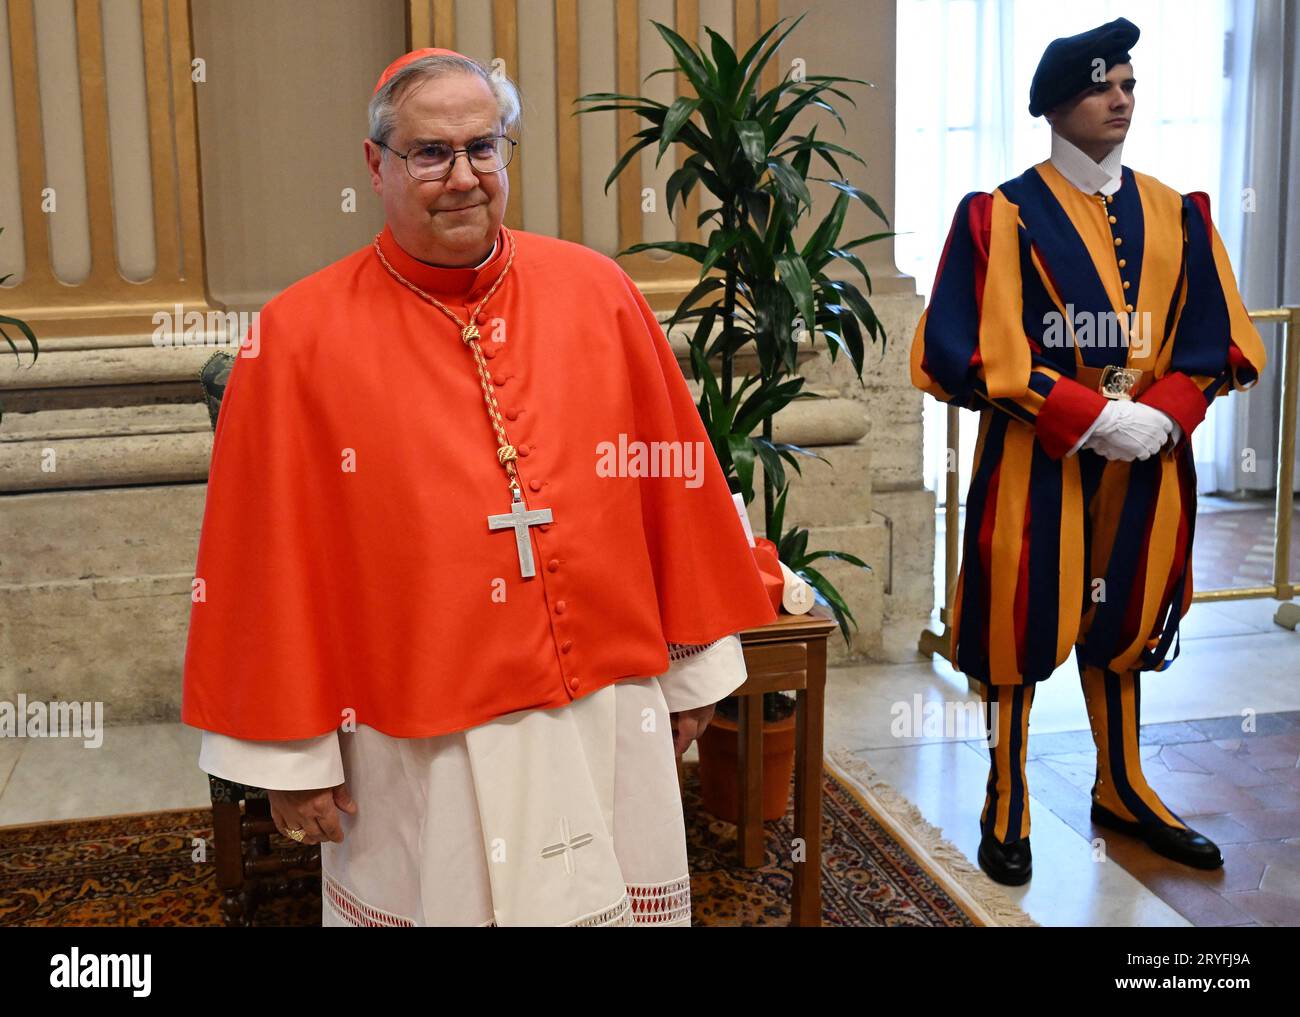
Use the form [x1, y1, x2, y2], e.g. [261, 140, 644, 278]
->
[734, 608, 837, 926]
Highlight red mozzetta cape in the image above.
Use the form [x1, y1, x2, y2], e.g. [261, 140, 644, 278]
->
[181, 224, 777, 740]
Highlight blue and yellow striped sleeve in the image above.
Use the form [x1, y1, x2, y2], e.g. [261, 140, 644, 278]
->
[1137, 192, 1266, 442]
[910, 191, 1109, 459]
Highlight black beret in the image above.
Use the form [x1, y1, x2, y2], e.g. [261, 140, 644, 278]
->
[1029, 17, 1140, 117]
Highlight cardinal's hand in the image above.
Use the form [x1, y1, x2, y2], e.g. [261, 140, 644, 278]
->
[670, 704, 716, 756]
[269, 783, 357, 845]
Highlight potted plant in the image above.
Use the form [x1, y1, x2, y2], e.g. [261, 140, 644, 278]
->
[577, 15, 890, 821]
[0, 226, 39, 425]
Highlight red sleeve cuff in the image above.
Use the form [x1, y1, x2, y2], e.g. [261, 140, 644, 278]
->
[1137, 372, 1207, 445]
[1035, 376, 1109, 459]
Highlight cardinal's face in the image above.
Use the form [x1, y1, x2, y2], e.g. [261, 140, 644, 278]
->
[1046, 62, 1136, 163]
[366, 71, 508, 267]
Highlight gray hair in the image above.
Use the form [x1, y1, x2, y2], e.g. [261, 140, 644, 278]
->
[367, 53, 523, 147]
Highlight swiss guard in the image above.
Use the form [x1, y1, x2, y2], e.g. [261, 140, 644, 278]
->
[910, 17, 1267, 885]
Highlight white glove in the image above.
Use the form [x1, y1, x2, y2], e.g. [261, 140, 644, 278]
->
[1159, 410, 1184, 445]
[1132, 401, 1182, 452]
[1080, 400, 1172, 461]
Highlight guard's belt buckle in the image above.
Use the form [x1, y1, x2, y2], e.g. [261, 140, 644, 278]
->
[1099, 365, 1141, 400]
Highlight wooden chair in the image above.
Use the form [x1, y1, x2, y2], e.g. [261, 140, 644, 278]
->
[201, 352, 321, 925]
[208, 775, 321, 926]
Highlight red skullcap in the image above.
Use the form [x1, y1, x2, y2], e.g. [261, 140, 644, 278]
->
[373, 47, 471, 94]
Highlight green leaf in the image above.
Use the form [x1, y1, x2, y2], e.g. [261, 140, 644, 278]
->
[664, 276, 725, 335]
[765, 158, 811, 214]
[841, 301, 870, 361]
[574, 91, 668, 107]
[839, 231, 896, 252]
[782, 525, 810, 564]
[789, 122, 815, 180]
[800, 189, 848, 265]
[800, 548, 872, 569]
[815, 245, 874, 285]
[696, 206, 724, 229]
[752, 437, 787, 493]
[815, 177, 890, 226]
[734, 120, 767, 168]
[602, 134, 655, 194]
[776, 137, 867, 179]
[735, 13, 809, 113]
[681, 153, 724, 198]
[689, 306, 720, 356]
[649, 21, 718, 102]
[571, 101, 659, 117]
[658, 96, 702, 160]
[705, 26, 740, 95]
[774, 253, 815, 343]
[691, 344, 732, 431]
[825, 279, 883, 353]
[803, 73, 875, 89]
[734, 376, 805, 435]
[770, 82, 850, 143]
[816, 323, 849, 363]
[796, 565, 858, 643]
[728, 433, 756, 503]
[741, 188, 770, 234]
[617, 240, 709, 262]
[767, 484, 790, 545]
[0, 315, 39, 362]
[664, 164, 698, 221]
[696, 228, 733, 276]
[804, 97, 847, 133]
[705, 316, 755, 361]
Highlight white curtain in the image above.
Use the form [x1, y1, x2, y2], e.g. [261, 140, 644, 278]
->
[898, 0, 1238, 502]
[1218, 0, 1300, 493]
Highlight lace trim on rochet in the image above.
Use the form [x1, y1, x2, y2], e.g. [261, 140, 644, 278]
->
[487, 875, 692, 927]
[666, 638, 724, 663]
[324, 870, 416, 926]
[625, 873, 692, 925]
[325, 871, 691, 927]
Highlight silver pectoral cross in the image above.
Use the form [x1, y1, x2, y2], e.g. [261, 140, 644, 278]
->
[487, 490, 553, 578]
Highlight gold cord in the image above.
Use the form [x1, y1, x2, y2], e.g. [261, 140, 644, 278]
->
[372, 228, 525, 497]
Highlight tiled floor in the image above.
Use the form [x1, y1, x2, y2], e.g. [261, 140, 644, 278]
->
[1193, 499, 1300, 592]
[1021, 711, 1300, 925]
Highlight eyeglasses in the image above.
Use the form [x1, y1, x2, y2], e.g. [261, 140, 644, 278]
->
[374, 136, 517, 181]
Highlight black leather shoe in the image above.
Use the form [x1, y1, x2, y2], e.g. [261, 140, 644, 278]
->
[977, 832, 1032, 885]
[1091, 802, 1223, 869]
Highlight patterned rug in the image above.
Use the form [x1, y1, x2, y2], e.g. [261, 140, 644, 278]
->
[0, 753, 1033, 927]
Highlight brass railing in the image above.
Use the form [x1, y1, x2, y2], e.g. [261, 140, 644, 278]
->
[918, 305, 1300, 665]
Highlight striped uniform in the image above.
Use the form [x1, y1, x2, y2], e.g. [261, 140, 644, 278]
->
[912, 161, 1266, 841]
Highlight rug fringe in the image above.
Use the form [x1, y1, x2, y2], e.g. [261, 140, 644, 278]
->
[827, 748, 1039, 928]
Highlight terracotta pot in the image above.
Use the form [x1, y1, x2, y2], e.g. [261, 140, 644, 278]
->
[696, 710, 797, 823]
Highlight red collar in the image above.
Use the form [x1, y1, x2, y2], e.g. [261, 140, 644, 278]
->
[375, 223, 512, 301]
